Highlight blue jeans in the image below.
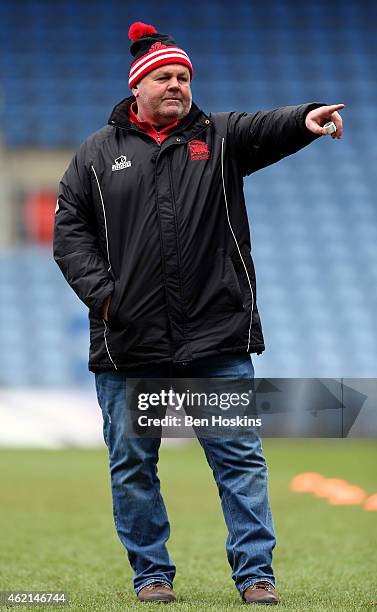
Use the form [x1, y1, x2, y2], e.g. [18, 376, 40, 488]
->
[95, 353, 276, 596]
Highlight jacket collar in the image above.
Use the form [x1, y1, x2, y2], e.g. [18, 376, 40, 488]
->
[108, 95, 211, 141]
[129, 101, 178, 144]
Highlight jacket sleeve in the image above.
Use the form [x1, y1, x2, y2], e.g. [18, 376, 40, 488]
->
[227, 102, 325, 176]
[53, 142, 114, 319]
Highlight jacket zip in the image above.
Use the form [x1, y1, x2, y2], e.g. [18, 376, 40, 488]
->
[152, 142, 177, 363]
[150, 130, 209, 363]
[167, 156, 191, 357]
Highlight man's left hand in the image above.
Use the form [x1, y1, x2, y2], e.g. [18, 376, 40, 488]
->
[305, 104, 345, 139]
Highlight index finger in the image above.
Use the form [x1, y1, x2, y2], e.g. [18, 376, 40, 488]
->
[326, 103, 345, 112]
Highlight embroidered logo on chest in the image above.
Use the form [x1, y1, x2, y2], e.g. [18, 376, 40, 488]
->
[112, 155, 132, 171]
[188, 139, 210, 161]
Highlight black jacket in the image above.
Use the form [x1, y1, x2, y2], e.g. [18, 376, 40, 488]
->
[54, 96, 321, 372]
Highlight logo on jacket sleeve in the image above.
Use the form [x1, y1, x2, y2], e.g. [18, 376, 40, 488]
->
[112, 155, 132, 171]
[188, 139, 210, 161]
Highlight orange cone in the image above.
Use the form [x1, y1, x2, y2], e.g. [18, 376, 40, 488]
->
[364, 493, 377, 511]
[312, 478, 349, 498]
[328, 485, 367, 506]
[290, 472, 324, 493]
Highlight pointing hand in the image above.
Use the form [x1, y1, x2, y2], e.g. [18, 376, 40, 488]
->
[305, 104, 345, 139]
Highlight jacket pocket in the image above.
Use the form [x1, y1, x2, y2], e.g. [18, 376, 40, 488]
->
[107, 279, 121, 329]
[230, 247, 255, 312]
[226, 256, 245, 309]
[188, 248, 246, 319]
[105, 322, 133, 357]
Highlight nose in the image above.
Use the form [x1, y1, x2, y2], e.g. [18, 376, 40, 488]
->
[167, 78, 179, 89]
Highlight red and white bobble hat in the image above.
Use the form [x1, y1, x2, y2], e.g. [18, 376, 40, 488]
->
[128, 21, 193, 89]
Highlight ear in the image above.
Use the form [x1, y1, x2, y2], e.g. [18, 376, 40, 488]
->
[132, 85, 139, 98]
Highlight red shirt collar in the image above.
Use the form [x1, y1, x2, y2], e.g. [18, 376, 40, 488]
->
[129, 101, 179, 144]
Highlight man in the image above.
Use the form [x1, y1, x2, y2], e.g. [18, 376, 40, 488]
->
[53, 21, 344, 605]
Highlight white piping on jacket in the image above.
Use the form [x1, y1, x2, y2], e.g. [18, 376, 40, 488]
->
[221, 137, 254, 352]
[103, 320, 118, 371]
[91, 164, 112, 273]
[91, 165, 117, 370]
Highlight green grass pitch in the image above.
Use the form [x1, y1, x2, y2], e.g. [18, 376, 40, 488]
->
[0, 440, 376, 611]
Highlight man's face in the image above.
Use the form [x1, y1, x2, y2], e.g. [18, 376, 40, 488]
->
[132, 64, 192, 125]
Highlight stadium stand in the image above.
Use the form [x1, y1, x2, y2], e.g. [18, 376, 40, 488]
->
[0, 0, 376, 385]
